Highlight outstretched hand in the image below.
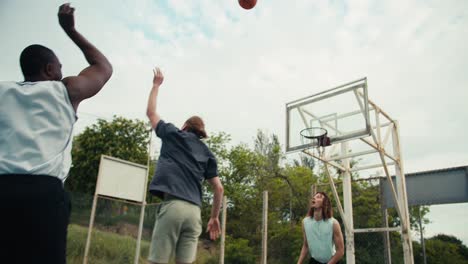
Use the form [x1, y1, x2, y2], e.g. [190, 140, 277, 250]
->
[206, 217, 221, 241]
[153, 67, 164, 86]
[58, 3, 75, 32]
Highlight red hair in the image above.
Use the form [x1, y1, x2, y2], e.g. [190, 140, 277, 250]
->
[184, 116, 207, 139]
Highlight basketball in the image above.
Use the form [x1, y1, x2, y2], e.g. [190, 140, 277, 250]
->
[238, 0, 257, 10]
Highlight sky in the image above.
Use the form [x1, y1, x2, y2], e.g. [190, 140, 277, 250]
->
[1, 0, 467, 247]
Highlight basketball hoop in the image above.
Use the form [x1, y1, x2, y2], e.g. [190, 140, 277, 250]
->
[300, 127, 331, 157]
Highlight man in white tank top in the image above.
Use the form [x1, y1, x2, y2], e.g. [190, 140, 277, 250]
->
[297, 192, 345, 264]
[0, 3, 112, 263]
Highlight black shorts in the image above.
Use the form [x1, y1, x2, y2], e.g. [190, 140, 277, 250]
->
[309, 258, 327, 264]
[0, 174, 71, 264]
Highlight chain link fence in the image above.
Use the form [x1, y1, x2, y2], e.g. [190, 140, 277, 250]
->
[65, 176, 412, 264]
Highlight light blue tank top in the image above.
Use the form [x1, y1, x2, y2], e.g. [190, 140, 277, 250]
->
[303, 216, 336, 263]
[0, 81, 76, 181]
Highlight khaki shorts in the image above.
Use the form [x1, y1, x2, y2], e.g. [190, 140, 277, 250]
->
[148, 198, 202, 263]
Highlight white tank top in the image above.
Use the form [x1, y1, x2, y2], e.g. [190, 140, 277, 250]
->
[0, 81, 76, 181]
[303, 216, 336, 263]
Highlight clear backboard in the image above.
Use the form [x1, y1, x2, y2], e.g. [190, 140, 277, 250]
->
[286, 78, 371, 152]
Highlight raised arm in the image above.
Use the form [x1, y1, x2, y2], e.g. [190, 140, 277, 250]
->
[206, 177, 224, 240]
[58, 3, 113, 111]
[297, 221, 309, 264]
[328, 220, 344, 264]
[146, 67, 164, 128]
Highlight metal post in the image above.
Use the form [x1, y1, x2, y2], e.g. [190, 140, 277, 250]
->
[323, 164, 351, 232]
[380, 179, 392, 264]
[383, 209, 392, 264]
[83, 194, 98, 264]
[135, 129, 153, 264]
[84, 156, 107, 264]
[134, 202, 146, 264]
[392, 121, 414, 264]
[342, 142, 355, 264]
[261, 191, 268, 264]
[220, 196, 227, 264]
[135, 129, 152, 264]
[419, 207, 427, 264]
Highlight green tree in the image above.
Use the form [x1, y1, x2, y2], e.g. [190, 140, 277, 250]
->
[424, 234, 468, 264]
[254, 130, 318, 262]
[389, 205, 431, 235]
[66, 116, 150, 194]
[431, 234, 468, 260]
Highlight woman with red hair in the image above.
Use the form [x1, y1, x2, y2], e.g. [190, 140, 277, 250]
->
[297, 192, 345, 264]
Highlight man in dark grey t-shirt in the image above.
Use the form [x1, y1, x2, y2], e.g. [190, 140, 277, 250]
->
[146, 67, 224, 264]
[148, 119, 218, 207]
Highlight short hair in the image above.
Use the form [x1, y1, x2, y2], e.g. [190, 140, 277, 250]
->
[307, 191, 333, 219]
[184, 116, 207, 139]
[20, 44, 56, 77]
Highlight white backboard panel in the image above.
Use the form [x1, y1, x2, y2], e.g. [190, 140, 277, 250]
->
[286, 78, 371, 152]
[96, 155, 148, 202]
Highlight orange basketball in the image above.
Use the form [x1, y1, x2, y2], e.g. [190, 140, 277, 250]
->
[238, 0, 257, 10]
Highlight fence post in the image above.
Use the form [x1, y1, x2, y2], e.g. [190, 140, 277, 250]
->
[134, 201, 146, 264]
[219, 196, 227, 264]
[380, 178, 392, 264]
[83, 194, 98, 264]
[261, 191, 268, 264]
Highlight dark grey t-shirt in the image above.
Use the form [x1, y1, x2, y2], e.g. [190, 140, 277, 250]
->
[148, 120, 218, 206]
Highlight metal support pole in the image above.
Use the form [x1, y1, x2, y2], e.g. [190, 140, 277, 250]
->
[261, 191, 268, 264]
[83, 194, 98, 264]
[135, 129, 152, 264]
[380, 179, 392, 264]
[419, 207, 427, 264]
[342, 142, 355, 264]
[220, 196, 227, 264]
[134, 202, 146, 264]
[392, 121, 414, 264]
[84, 156, 107, 264]
[323, 164, 350, 232]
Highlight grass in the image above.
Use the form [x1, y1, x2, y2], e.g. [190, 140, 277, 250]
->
[67, 224, 216, 264]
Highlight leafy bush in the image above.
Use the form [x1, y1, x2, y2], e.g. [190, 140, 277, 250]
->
[225, 236, 257, 264]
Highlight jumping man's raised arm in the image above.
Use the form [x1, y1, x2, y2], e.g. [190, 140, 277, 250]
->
[146, 67, 164, 128]
[58, 3, 113, 111]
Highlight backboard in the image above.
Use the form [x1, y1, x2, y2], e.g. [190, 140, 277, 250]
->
[286, 78, 371, 153]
